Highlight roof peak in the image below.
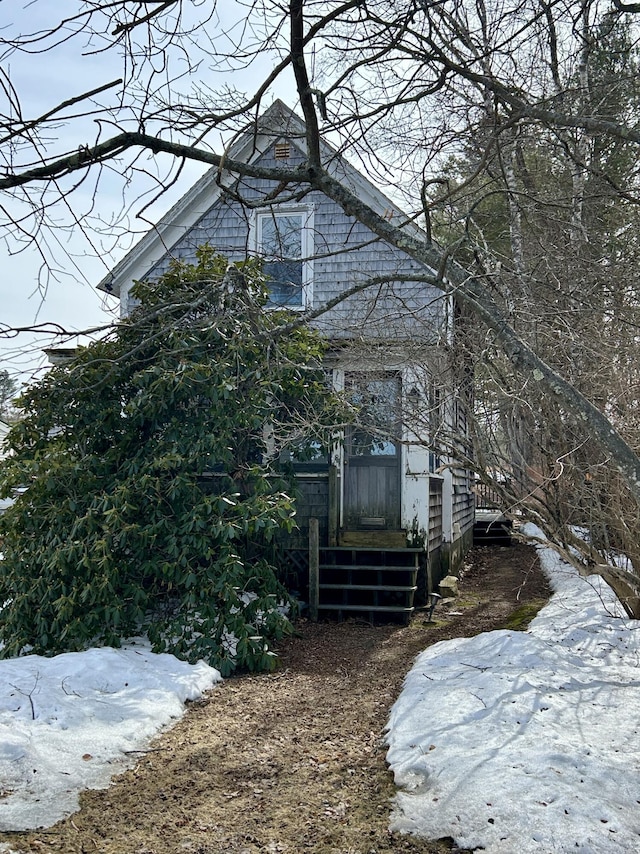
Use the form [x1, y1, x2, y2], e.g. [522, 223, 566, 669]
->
[98, 101, 424, 298]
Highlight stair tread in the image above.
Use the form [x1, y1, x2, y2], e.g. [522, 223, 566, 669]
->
[319, 564, 417, 571]
[319, 584, 417, 592]
[317, 604, 414, 613]
[320, 546, 423, 552]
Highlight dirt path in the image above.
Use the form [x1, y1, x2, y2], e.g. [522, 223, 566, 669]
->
[2, 544, 549, 854]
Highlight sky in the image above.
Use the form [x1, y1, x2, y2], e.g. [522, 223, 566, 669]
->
[0, 11, 130, 381]
[0, 2, 296, 387]
[0, 528, 638, 852]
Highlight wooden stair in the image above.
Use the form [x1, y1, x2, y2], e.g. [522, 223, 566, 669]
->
[317, 547, 421, 623]
[473, 511, 512, 545]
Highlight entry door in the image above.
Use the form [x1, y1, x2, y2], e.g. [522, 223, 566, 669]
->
[344, 373, 401, 530]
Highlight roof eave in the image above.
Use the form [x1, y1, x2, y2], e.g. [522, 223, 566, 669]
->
[97, 101, 431, 296]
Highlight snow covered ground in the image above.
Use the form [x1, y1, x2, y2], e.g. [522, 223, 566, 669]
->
[0, 527, 638, 853]
[0, 642, 220, 836]
[386, 524, 640, 853]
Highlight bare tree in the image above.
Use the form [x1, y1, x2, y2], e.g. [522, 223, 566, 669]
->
[3, 0, 640, 610]
[430, 6, 640, 610]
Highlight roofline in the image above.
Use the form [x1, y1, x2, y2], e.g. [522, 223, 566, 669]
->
[98, 100, 428, 298]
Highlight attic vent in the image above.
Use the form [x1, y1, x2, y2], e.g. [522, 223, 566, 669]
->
[274, 142, 291, 160]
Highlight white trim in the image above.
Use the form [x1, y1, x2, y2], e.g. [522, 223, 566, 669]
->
[442, 468, 454, 543]
[251, 205, 314, 310]
[98, 101, 437, 303]
[331, 369, 345, 529]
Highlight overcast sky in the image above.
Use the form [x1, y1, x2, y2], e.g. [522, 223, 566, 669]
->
[1, 4, 120, 384]
[0, 2, 296, 387]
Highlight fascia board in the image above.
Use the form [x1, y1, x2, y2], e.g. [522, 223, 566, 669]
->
[97, 112, 298, 297]
[97, 169, 222, 297]
[98, 102, 436, 295]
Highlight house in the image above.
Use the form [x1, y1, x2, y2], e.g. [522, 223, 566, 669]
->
[0, 418, 9, 453]
[98, 101, 475, 619]
[0, 418, 14, 513]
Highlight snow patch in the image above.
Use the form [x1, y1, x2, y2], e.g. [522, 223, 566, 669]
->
[386, 524, 640, 853]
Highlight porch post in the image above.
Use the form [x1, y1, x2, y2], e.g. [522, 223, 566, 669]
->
[309, 517, 320, 622]
[328, 464, 338, 547]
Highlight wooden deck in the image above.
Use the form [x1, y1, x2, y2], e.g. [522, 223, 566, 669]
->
[473, 483, 512, 544]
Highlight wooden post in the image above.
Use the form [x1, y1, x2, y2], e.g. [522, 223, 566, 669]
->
[328, 464, 338, 547]
[309, 517, 319, 622]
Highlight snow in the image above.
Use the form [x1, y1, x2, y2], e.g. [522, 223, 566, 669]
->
[0, 641, 220, 837]
[0, 527, 638, 852]
[386, 524, 640, 853]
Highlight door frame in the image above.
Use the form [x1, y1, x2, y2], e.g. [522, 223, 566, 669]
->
[341, 370, 403, 533]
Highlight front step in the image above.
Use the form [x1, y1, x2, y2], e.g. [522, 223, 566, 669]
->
[320, 584, 417, 591]
[474, 514, 512, 545]
[317, 546, 421, 623]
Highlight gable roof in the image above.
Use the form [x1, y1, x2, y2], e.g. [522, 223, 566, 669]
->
[98, 101, 426, 298]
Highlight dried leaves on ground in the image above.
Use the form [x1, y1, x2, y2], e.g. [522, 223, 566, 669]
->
[2, 543, 549, 854]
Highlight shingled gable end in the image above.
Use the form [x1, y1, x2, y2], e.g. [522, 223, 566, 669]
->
[98, 101, 475, 619]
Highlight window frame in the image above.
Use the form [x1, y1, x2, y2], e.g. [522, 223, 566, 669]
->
[252, 206, 314, 310]
[428, 382, 443, 474]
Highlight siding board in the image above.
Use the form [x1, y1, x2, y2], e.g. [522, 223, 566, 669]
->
[143, 144, 445, 343]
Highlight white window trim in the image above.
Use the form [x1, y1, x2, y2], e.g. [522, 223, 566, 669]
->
[250, 205, 314, 310]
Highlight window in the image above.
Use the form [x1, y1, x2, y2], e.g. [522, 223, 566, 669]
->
[279, 439, 329, 471]
[255, 209, 313, 308]
[345, 373, 401, 458]
[429, 383, 442, 473]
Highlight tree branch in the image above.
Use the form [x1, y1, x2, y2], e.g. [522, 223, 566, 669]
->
[0, 132, 310, 191]
[290, 0, 322, 169]
[0, 79, 123, 147]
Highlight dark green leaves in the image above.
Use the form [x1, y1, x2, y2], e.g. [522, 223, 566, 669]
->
[0, 248, 335, 674]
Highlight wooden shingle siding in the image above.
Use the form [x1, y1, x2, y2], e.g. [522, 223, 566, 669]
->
[427, 476, 444, 586]
[282, 475, 330, 550]
[143, 142, 445, 341]
[448, 393, 474, 537]
[145, 199, 252, 280]
[428, 477, 443, 554]
[453, 490, 474, 533]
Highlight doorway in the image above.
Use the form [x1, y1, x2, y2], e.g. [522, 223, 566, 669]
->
[343, 373, 402, 531]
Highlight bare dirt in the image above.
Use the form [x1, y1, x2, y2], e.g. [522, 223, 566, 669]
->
[2, 543, 550, 854]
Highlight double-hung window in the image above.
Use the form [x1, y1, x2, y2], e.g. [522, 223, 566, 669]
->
[255, 208, 313, 308]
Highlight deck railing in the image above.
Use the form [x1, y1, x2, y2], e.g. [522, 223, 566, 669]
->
[474, 481, 505, 510]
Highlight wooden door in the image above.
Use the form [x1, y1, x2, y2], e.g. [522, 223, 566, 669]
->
[343, 373, 401, 530]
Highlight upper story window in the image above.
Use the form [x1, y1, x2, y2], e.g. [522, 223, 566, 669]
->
[255, 208, 313, 309]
